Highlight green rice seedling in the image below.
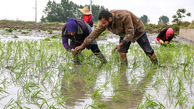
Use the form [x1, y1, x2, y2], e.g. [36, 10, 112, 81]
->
[41, 28, 48, 31]
[31, 90, 42, 99]
[176, 77, 185, 97]
[152, 71, 165, 91]
[85, 102, 109, 109]
[14, 89, 24, 108]
[85, 70, 98, 90]
[18, 29, 22, 32]
[137, 94, 165, 109]
[0, 78, 7, 88]
[188, 72, 193, 86]
[30, 90, 50, 108]
[15, 41, 22, 60]
[21, 31, 29, 34]
[4, 98, 19, 109]
[111, 69, 128, 102]
[165, 71, 176, 96]
[111, 50, 120, 64]
[53, 95, 68, 109]
[175, 94, 189, 108]
[0, 86, 8, 94]
[91, 88, 104, 101]
[47, 29, 53, 34]
[15, 101, 23, 109]
[12, 34, 18, 38]
[51, 34, 59, 39]
[6, 27, 15, 33]
[43, 37, 51, 41]
[23, 82, 39, 94]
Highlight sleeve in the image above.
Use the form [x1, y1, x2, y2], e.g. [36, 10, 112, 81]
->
[157, 28, 167, 40]
[62, 36, 71, 50]
[156, 37, 161, 41]
[61, 25, 71, 50]
[89, 16, 94, 27]
[84, 24, 106, 45]
[122, 15, 135, 44]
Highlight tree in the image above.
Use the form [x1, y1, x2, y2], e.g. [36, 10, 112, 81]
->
[172, 8, 191, 24]
[140, 15, 150, 24]
[158, 15, 169, 24]
[91, 5, 107, 21]
[41, 0, 108, 22]
[41, 0, 78, 22]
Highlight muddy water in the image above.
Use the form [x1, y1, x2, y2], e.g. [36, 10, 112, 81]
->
[0, 29, 194, 109]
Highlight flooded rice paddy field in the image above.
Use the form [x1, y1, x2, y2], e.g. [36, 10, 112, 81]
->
[0, 29, 194, 109]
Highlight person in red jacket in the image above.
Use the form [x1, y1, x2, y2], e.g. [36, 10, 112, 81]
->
[79, 6, 94, 27]
[157, 27, 174, 45]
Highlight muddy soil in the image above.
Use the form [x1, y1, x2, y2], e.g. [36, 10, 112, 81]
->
[0, 20, 63, 30]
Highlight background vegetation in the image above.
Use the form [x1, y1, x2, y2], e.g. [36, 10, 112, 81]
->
[41, 0, 107, 22]
[0, 0, 193, 36]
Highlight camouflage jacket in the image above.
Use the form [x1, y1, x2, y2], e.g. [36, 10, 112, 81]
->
[84, 10, 145, 45]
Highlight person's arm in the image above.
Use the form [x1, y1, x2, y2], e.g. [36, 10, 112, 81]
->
[75, 24, 106, 51]
[89, 16, 94, 27]
[61, 24, 72, 50]
[62, 36, 71, 50]
[157, 28, 167, 44]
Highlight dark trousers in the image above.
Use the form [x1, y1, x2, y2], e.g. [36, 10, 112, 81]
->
[119, 32, 154, 56]
[70, 41, 101, 54]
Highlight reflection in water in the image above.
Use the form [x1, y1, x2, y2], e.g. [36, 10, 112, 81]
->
[61, 64, 104, 108]
[97, 65, 156, 109]
[61, 65, 86, 107]
[60, 62, 156, 108]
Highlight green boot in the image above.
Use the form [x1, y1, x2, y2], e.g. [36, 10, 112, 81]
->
[95, 52, 107, 64]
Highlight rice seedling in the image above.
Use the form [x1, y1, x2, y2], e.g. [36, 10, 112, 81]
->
[47, 29, 53, 34]
[12, 34, 18, 38]
[0, 32, 194, 109]
[21, 31, 29, 34]
[137, 94, 165, 109]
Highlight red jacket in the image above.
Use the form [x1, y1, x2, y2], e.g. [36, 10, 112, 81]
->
[83, 14, 93, 27]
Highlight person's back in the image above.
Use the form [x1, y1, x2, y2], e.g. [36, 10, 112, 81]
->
[108, 10, 145, 42]
[83, 14, 93, 27]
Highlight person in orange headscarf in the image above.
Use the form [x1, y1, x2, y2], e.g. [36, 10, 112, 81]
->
[79, 6, 94, 27]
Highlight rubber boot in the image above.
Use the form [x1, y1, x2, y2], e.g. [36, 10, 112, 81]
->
[95, 52, 107, 64]
[149, 53, 158, 64]
[73, 54, 81, 65]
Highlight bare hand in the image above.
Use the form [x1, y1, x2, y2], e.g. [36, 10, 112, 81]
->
[75, 43, 85, 51]
[114, 42, 124, 51]
[71, 49, 77, 55]
[75, 46, 83, 51]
